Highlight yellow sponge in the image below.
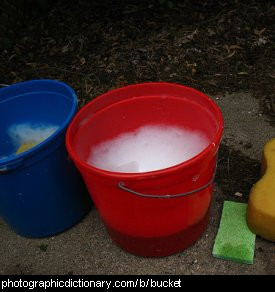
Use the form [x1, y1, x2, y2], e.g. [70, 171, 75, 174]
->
[16, 142, 38, 155]
[247, 138, 275, 242]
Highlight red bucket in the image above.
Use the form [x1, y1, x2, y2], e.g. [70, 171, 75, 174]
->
[66, 82, 223, 257]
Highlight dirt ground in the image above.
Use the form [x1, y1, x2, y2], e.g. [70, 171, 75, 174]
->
[0, 0, 275, 275]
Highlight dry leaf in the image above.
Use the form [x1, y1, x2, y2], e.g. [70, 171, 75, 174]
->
[79, 57, 86, 65]
[223, 44, 230, 53]
[186, 62, 197, 68]
[25, 62, 37, 67]
[254, 28, 266, 35]
[207, 28, 215, 36]
[8, 54, 17, 62]
[229, 44, 242, 50]
[62, 45, 69, 53]
[225, 50, 236, 59]
[224, 44, 242, 54]
[257, 37, 268, 46]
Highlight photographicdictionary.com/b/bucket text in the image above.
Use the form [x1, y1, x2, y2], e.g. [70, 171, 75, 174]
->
[0, 276, 183, 290]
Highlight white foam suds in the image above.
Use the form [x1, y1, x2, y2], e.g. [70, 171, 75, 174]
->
[87, 124, 210, 173]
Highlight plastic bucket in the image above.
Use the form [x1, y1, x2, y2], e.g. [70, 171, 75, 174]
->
[0, 79, 91, 237]
[66, 82, 223, 256]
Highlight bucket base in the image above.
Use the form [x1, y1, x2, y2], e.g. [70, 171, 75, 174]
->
[106, 209, 210, 257]
[14, 205, 91, 238]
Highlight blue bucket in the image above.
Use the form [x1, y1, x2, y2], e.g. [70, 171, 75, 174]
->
[0, 79, 91, 237]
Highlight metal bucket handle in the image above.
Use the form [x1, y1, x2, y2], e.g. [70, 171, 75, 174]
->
[118, 157, 217, 199]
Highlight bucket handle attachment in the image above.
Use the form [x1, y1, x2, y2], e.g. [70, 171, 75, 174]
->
[118, 160, 217, 199]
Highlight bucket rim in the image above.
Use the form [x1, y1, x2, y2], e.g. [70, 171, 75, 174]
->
[66, 82, 224, 180]
[0, 79, 78, 168]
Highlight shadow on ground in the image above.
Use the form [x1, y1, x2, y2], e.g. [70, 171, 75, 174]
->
[216, 143, 260, 201]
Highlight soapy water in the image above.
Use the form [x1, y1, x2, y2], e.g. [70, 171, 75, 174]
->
[0, 123, 59, 160]
[8, 123, 59, 146]
[87, 124, 210, 173]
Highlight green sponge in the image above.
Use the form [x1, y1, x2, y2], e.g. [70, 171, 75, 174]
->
[212, 201, 256, 264]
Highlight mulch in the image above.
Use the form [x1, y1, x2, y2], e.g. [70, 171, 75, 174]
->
[1, 0, 274, 112]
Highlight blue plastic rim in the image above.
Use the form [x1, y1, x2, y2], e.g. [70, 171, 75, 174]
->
[0, 79, 91, 237]
[0, 79, 77, 169]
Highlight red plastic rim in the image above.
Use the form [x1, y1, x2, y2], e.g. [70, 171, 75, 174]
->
[65, 82, 224, 180]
